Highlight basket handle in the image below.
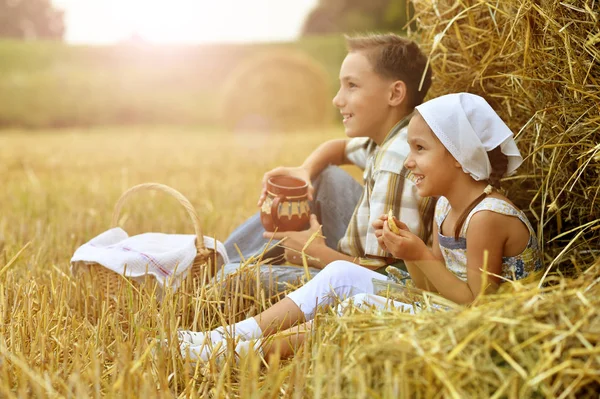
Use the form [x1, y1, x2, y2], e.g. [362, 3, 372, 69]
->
[111, 183, 209, 256]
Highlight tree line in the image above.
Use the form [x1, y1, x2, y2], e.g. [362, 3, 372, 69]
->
[0, 0, 64, 39]
[302, 0, 411, 36]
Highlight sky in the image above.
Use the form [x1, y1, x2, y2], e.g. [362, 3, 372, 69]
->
[52, 0, 320, 44]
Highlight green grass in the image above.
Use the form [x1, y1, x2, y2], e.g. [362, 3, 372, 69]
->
[0, 36, 347, 129]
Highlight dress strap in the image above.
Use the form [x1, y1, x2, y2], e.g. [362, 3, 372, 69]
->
[434, 196, 451, 230]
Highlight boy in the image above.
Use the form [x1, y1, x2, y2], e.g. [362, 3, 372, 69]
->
[221, 33, 434, 289]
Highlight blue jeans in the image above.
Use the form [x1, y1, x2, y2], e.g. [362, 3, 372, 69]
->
[219, 166, 363, 292]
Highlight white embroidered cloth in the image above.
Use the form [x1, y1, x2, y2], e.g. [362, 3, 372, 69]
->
[70, 227, 229, 290]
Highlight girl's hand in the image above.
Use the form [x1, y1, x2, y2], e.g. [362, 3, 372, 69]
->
[373, 214, 389, 252]
[381, 217, 429, 261]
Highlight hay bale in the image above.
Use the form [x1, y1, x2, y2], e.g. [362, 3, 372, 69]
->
[408, 0, 600, 273]
[275, 4, 600, 395]
[219, 49, 332, 132]
[301, 260, 600, 397]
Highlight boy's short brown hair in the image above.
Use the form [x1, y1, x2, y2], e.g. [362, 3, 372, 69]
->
[345, 33, 432, 108]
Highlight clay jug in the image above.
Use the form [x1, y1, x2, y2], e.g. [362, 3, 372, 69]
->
[260, 176, 310, 232]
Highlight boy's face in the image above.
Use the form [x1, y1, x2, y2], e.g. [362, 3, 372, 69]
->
[333, 51, 396, 140]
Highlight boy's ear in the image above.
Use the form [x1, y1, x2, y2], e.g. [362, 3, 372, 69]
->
[388, 80, 407, 107]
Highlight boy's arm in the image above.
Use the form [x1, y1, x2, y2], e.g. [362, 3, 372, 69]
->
[264, 215, 388, 270]
[303, 246, 386, 270]
[302, 245, 364, 269]
[302, 139, 353, 178]
[258, 139, 350, 206]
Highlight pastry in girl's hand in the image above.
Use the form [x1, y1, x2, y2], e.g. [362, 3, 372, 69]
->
[387, 210, 401, 234]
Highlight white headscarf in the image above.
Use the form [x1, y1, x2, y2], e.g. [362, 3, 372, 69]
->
[415, 93, 523, 181]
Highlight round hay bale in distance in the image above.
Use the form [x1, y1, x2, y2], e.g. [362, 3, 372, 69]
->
[220, 49, 332, 132]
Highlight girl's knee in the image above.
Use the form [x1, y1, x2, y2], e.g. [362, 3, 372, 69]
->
[320, 260, 355, 277]
[314, 261, 367, 288]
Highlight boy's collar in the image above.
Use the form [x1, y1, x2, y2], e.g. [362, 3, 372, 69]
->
[380, 111, 413, 145]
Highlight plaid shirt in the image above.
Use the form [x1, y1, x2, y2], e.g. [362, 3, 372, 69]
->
[337, 115, 433, 267]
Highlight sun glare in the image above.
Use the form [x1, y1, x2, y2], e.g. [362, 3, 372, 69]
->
[117, 0, 224, 43]
[53, 0, 318, 44]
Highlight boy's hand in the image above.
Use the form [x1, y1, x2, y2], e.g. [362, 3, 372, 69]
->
[380, 217, 428, 261]
[257, 166, 313, 206]
[263, 214, 324, 264]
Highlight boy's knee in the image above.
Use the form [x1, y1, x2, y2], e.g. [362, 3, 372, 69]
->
[313, 166, 349, 190]
[319, 165, 343, 181]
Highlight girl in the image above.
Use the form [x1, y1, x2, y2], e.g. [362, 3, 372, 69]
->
[175, 93, 542, 363]
[374, 92, 542, 304]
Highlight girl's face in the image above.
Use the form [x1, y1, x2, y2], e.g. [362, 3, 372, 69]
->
[404, 113, 461, 197]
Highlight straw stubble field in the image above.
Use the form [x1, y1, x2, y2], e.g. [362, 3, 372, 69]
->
[1, 127, 599, 398]
[0, 127, 340, 397]
[1, 0, 599, 395]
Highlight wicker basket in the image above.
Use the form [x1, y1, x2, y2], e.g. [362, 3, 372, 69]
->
[81, 183, 216, 297]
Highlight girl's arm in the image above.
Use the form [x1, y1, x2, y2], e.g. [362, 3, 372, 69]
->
[413, 212, 505, 304]
[463, 211, 505, 294]
[381, 214, 504, 304]
[375, 214, 438, 290]
[404, 221, 442, 292]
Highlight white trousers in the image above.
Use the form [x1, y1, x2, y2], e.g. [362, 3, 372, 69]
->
[286, 260, 414, 319]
